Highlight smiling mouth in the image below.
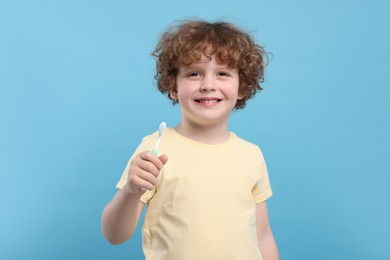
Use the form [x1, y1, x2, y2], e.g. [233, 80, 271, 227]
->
[195, 98, 222, 103]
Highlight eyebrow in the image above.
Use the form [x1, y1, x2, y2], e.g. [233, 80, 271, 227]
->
[181, 63, 237, 71]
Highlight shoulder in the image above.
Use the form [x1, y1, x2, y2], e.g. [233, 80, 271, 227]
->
[141, 127, 177, 148]
[136, 131, 159, 150]
[229, 133, 267, 167]
[230, 132, 263, 156]
[141, 127, 171, 143]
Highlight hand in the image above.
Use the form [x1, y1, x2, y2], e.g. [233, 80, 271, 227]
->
[125, 151, 168, 196]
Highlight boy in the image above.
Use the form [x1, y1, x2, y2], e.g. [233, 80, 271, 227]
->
[102, 20, 279, 260]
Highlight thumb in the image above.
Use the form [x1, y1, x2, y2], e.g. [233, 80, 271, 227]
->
[158, 154, 168, 165]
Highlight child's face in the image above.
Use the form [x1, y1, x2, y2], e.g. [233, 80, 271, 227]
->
[171, 55, 242, 128]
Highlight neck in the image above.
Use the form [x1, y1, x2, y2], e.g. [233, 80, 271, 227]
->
[174, 120, 230, 144]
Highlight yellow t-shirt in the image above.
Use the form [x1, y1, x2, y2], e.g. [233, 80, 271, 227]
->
[116, 128, 272, 260]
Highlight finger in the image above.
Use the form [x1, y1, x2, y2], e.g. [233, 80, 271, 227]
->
[139, 151, 166, 171]
[129, 160, 159, 183]
[137, 159, 160, 177]
[158, 154, 168, 166]
[133, 175, 155, 191]
[130, 173, 156, 190]
[137, 168, 158, 186]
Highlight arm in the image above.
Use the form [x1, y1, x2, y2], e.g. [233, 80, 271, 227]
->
[256, 201, 280, 260]
[102, 188, 145, 244]
[101, 152, 168, 244]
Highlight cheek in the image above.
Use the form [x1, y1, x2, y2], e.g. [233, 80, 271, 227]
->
[177, 89, 190, 101]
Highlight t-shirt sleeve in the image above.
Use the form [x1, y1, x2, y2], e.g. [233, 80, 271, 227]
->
[252, 147, 273, 204]
[115, 138, 156, 204]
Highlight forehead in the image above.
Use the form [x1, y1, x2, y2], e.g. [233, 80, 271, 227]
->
[179, 56, 237, 70]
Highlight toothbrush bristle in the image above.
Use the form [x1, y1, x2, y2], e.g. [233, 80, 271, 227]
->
[159, 122, 166, 135]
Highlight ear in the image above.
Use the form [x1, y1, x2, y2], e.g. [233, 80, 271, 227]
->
[237, 92, 244, 100]
[170, 89, 178, 100]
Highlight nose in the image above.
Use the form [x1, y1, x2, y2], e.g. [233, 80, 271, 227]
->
[200, 75, 216, 92]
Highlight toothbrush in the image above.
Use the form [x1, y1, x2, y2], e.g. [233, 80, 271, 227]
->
[152, 122, 166, 155]
[141, 122, 167, 191]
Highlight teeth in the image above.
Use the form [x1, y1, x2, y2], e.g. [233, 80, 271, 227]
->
[198, 99, 219, 103]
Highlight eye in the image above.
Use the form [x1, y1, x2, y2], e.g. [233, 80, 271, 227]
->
[217, 71, 231, 77]
[187, 72, 201, 77]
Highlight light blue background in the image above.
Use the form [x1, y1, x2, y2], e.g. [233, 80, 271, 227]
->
[1, 0, 389, 259]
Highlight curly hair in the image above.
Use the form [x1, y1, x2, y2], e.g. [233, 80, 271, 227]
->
[152, 20, 269, 110]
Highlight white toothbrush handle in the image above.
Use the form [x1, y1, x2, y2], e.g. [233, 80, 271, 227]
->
[153, 136, 161, 155]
